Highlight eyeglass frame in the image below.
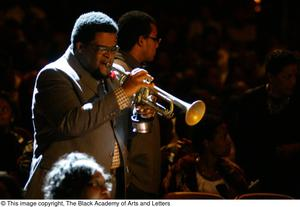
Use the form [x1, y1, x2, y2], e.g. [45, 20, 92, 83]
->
[90, 44, 120, 53]
[145, 36, 162, 44]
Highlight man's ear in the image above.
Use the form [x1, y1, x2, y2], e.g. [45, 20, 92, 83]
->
[137, 35, 145, 47]
[75, 42, 84, 53]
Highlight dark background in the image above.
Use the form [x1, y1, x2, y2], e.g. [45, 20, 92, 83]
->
[2, 0, 300, 123]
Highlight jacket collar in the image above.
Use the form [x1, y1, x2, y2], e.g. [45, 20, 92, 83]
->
[115, 50, 141, 70]
[63, 46, 99, 94]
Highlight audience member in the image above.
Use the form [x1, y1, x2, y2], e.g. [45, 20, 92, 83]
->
[43, 152, 111, 199]
[160, 115, 193, 180]
[162, 115, 250, 198]
[228, 49, 300, 197]
[0, 93, 31, 183]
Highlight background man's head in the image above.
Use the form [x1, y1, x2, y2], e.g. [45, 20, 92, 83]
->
[118, 10, 160, 62]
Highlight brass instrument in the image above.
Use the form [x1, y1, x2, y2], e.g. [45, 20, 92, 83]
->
[110, 64, 206, 127]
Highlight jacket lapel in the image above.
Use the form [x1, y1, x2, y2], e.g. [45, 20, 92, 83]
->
[63, 47, 99, 98]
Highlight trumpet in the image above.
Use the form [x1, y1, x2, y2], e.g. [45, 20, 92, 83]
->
[110, 64, 206, 126]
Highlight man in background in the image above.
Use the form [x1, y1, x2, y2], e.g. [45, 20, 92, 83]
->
[114, 10, 161, 198]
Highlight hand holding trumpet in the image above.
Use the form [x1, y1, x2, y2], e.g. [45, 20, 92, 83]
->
[121, 68, 157, 119]
[121, 68, 154, 97]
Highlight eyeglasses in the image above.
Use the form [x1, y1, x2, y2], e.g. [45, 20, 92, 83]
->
[146, 36, 162, 44]
[91, 44, 120, 53]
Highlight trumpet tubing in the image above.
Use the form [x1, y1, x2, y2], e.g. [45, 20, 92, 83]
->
[110, 64, 206, 126]
[153, 86, 206, 126]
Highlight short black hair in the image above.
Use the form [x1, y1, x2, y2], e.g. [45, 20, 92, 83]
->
[118, 10, 156, 51]
[71, 11, 118, 47]
[43, 152, 111, 199]
[265, 49, 298, 76]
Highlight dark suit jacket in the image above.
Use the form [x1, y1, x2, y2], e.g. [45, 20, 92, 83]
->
[24, 47, 130, 198]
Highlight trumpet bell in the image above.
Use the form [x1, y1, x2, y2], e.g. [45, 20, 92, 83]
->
[185, 100, 206, 126]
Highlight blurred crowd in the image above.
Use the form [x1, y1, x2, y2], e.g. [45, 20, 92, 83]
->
[1, 0, 300, 199]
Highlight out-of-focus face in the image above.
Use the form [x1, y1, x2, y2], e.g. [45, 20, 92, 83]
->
[269, 63, 298, 98]
[77, 32, 118, 76]
[209, 124, 232, 157]
[142, 24, 160, 62]
[81, 171, 111, 199]
[0, 98, 13, 127]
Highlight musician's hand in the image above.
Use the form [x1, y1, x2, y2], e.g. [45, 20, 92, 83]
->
[122, 68, 154, 97]
[135, 104, 156, 118]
